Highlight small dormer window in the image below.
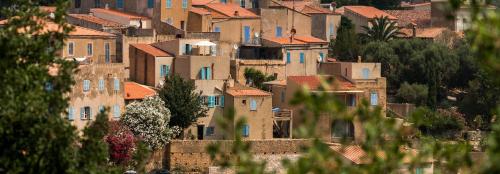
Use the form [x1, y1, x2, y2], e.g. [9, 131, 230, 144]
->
[362, 68, 370, 79]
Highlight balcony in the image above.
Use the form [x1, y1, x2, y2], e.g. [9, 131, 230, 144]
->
[273, 108, 292, 138]
[185, 32, 220, 41]
[241, 37, 261, 46]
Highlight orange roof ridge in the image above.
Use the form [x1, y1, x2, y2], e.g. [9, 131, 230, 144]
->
[90, 8, 150, 20]
[130, 44, 172, 57]
[124, 82, 156, 100]
[344, 6, 397, 20]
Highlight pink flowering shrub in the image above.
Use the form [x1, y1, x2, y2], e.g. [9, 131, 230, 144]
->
[106, 121, 136, 165]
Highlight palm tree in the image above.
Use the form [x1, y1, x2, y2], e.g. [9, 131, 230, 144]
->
[361, 16, 403, 42]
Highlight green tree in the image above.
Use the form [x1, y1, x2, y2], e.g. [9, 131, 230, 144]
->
[361, 16, 403, 42]
[244, 68, 276, 90]
[159, 74, 208, 130]
[0, 0, 80, 173]
[331, 16, 359, 61]
[396, 82, 428, 106]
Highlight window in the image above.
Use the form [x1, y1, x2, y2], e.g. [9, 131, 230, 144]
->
[148, 0, 154, 8]
[182, 0, 188, 8]
[67, 107, 75, 121]
[75, 0, 81, 8]
[206, 127, 215, 136]
[370, 92, 378, 106]
[87, 43, 93, 56]
[250, 99, 257, 111]
[166, 0, 172, 8]
[220, 0, 227, 3]
[94, 0, 100, 8]
[199, 67, 211, 80]
[242, 99, 247, 104]
[116, 0, 123, 8]
[415, 168, 423, 174]
[214, 96, 220, 106]
[240, 0, 245, 7]
[98, 78, 105, 91]
[243, 26, 250, 43]
[99, 105, 105, 113]
[184, 44, 192, 55]
[214, 26, 221, 32]
[319, 52, 324, 62]
[331, 120, 354, 139]
[80, 106, 91, 120]
[105, 43, 110, 63]
[299, 52, 304, 64]
[276, 26, 282, 37]
[113, 105, 120, 118]
[180, 21, 185, 30]
[329, 23, 334, 36]
[286, 52, 291, 64]
[242, 124, 249, 137]
[68, 42, 74, 56]
[280, 91, 285, 103]
[114, 77, 120, 91]
[348, 94, 356, 106]
[362, 68, 370, 79]
[83, 80, 91, 92]
[160, 65, 169, 77]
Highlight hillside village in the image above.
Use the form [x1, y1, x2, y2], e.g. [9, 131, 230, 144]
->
[0, 0, 499, 173]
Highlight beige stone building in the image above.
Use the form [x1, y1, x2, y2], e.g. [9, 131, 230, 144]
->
[223, 85, 274, 140]
[158, 0, 192, 30]
[90, 8, 152, 29]
[342, 6, 397, 33]
[129, 43, 174, 87]
[69, 0, 154, 17]
[61, 25, 125, 131]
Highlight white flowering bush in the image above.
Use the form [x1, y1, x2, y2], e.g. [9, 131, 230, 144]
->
[121, 95, 172, 150]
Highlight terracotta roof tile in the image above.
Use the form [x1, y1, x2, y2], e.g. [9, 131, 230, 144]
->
[288, 75, 354, 90]
[264, 35, 328, 45]
[226, 85, 272, 97]
[190, 7, 211, 15]
[330, 145, 368, 164]
[0, 17, 115, 37]
[124, 82, 156, 100]
[384, 10, 430, 28]
[205, 3, 259, 18]
[279, 1, 336, 14]
[130, 44, 172, 57]
[90, 8, 150, 20]
[69, 14, 123, 27]
[344, 6, 397, 20]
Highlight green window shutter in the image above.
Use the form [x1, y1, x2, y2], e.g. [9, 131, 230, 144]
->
[206, 67, 211, 80]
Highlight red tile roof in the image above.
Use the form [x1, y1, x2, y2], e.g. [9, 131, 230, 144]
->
[279, 1, 337, 15]
[384, 9, 430, 28]
[69, 14, 123, 27]
[130, 44, 172, 57]
[90, 8, 150, 20]
[205, 3, 259, 18]
[226, 85, 272, 97]
[344, 6, 397, 20]
[124, 82, 156, 100]
[330, 145, 369, 164]
[288, 75, 354, 90]
[0, 17, 115, 37]
[190, 7, 211, 15]
[264, 35, 328, 45]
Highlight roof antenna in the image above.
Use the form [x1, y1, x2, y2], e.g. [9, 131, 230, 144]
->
[290, 0, 296, 43]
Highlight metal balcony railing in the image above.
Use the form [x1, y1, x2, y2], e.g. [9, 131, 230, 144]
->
[96, 55, 119, 64]
[241, 37, 261, 46]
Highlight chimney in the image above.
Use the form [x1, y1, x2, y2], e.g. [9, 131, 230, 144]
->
[290, 28, 296, 43]
[357, 56, 362, 63]
[105, 3, 109, 9]
[330, 2, 337, 12]
[234, 11, 239, 17]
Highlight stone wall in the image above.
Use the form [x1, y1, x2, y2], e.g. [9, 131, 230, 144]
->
[161, 139, 311, 173]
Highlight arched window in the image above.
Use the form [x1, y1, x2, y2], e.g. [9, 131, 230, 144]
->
[331, 120, 354, 139]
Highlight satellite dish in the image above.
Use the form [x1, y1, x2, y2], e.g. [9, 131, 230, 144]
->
[233, 44, 238, 50]
[254, 32, 260, 38]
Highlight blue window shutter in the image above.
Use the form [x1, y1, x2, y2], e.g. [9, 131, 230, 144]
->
[286, 52, 291, 64]
[244, 26, 250, 43]
[370, 92, 378, 106]
[182, 0, 187, 8]
[80, 107, 84, 120]
[165, 65, 170, 76]
[206, 67, 211, 80]
[362, 68, 370, 79]
[250, 99, 257, 111]
[220, 95, 224, 107]
[242, 124, 249, 137]
[208, 96, 214, 108]
[319, 52, 324, 62]
[300, 52, 304, 64]
[83, 80, 90, 92]
[200, 68, 206, 80]
[160, 65, 165, 77]
[68, 107, 74, 120]
[214, 27, 220, 32]
[276, 27, 282, 37]
[148, 0, 154, 8]
[114, 78, 119, 91]
[166, 0, 171, 8]
[117, 0, 124, 8]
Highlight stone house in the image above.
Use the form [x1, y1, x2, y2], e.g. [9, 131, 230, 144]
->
[67, 14, 126, 33]
[342, 6, 397, 33]
[158, 0, 192, 30]
[69, 0, 155, 17]
[90, 8, 152, 29]
[129, 43, 174, 87]
[219, 85, 274, 140]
